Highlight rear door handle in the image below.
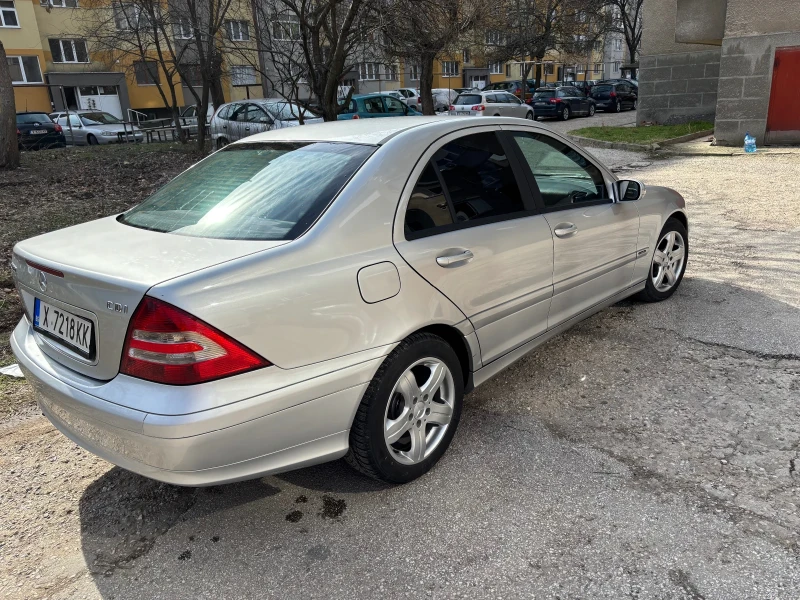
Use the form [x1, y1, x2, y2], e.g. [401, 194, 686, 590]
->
[554, 223, 578, 238]
[436, 250, 474, 267]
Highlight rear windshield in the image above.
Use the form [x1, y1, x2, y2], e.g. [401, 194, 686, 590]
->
[454, 94, 482, 105]
[533, 90, 555, 99]
[17, 113, 52, 124]
[119, 142, 374, 241]
[591, 85, 613, 94]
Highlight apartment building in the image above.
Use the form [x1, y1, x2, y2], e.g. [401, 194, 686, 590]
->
[3, 0, 263, 119]
[638, 0, 800, 145]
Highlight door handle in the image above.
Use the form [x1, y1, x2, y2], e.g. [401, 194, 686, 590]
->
[554, 223, 578, 238]
[436, 250, 474, 267]
[245, 127, 250, 131]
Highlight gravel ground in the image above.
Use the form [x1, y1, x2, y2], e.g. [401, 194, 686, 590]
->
[1, 139, 799, 599]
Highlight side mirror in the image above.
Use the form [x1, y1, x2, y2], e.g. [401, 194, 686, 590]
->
[617, 180, 643, 201]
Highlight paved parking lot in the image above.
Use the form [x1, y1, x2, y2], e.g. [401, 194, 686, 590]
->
[2, 139, 799, 600]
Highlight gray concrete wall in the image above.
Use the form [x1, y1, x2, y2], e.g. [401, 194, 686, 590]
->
[724, 0, 800, 38]
[715, 32, 800, 146]
[676, 0, 727, 45]
[641, 0, 719, 56]
[637, 49, 721, 125]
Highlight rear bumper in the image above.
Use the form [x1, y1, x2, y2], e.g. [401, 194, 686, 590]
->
[11, 318, 375, 486]
[531, 105, 560, 117]
[19, 133, 66, 149]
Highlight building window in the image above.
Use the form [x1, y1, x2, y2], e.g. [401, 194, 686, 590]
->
[230, 65, 257, 86]
[575, 10, 586, 22]
[462, 48, 470, 64]
[577, 64, 585, 73]
[441, 61, 459, 77]
[360, 62, 380, 80]
[485, 31, 502, 46]
[408, 64, 419, 80]
[385, 64, 398, 80]
[489, 61, 502, 75]
[594, 63, 602, 73]
[272, 16, 300, 40]
[41, 0, 78, 7]
[7, 55, 43, 83]
[173, 18, 192, 39]
[49, 39, 89, 63]
[544, 63, 554, 75]
[0, 0, 19, 26]
[134, 60, 160, 85]
[505, 64, 510, 77]
[181, 64, 202, 86]
[614, 61, 621, 73]
[113, 3, 142, 30]
[226, 20, 249, 41]
[594, 40, 602, 52]
[615, 39, 622, 50]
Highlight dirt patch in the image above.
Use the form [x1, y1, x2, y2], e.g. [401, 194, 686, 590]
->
[0, 143, 200, 417]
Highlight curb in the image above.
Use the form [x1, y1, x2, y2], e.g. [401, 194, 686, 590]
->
[568, 129, 715, 153]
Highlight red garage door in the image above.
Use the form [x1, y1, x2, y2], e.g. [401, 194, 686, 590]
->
[766, 47, 800, 144]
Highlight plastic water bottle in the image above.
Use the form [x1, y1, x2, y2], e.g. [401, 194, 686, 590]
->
[744, 132, 757, 153]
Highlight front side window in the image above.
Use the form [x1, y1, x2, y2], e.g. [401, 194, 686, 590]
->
[404, 132, 526, 238]
[362, 96, 384, 114]
[120, 142, 375, 241]
[227, 20, 249, 41]
[0, 0, 19, 26]
[384, 96, 405, 114]
[7, 56, 43, 83]
[80, 112, 123, 125]
[510, 132, 609, 210]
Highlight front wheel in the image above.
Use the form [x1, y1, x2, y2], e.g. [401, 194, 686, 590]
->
[588, 104, 596, 117]
[561, 106, 570, 121]
[637, 218, 689, 302]
[87, 134, 99, 145]
[346, 333, 464, 483]
[525, 111, 534, 120]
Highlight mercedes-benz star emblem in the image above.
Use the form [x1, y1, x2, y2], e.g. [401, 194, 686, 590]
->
[38, 270, 47, 292]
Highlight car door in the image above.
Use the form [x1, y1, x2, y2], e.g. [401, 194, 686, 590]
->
[504, 128, 640, 328]
[393, 129, 554, 365]
[505, 93, 526, 117]
[570, 87, 589, 114]
[362, 95, 387, 118]
[244, 104, 272, 134]
[484, 94, 501, 116]
[225, 102, 249, 141]
[383, 95, 408, 116]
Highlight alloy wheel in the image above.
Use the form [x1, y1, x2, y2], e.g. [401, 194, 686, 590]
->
[383, 358, 455, 466]
[589, 105, 595, 116]
[651, 231, 686, 292]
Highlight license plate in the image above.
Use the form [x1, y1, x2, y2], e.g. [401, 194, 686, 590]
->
[34, 298, 93, 357]
[535, 103, 547, 106]
[30, 130, 48, 135]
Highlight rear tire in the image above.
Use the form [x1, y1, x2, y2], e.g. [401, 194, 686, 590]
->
[561, 106, 570, 121]
[637, 218, 689, 303]
[588, 104, 596, 117]
[632, 99, 638, 110]
[87, 134, 99, 145]
[216, 137, 228, 150]
[346, 332, 464, 484]
[615, 101, 622, 113]
[525, 111, 534, 120]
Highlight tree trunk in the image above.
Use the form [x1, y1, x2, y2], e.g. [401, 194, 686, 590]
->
[534, 61, 543, 89]
[196, 86, 210, 155]
[250, 0, 271, 99]
[0, 41, 20, 170]
[419, 53, 436, 116]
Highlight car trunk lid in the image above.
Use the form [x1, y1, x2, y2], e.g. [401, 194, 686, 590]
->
[13, 216, 286, 381]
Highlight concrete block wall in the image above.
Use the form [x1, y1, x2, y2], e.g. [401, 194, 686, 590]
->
[637, 50, 721, 125]
[715, 32, 800, 146]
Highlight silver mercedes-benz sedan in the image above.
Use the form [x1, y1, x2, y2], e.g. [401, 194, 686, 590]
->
[11, 117, 688, 485]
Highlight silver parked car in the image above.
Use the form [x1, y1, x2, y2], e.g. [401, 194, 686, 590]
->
[210, 99, 323, 149]
[11, 117, 689, 486]
[50, 110, 143, 145]
[449, 90, 535, 119]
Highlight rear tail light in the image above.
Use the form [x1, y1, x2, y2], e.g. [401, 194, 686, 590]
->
[610, 92, 617, 98]
[54, 124, 63, 133]
[549, 98, 562, 104]
[17, 128, 21, 136]
[472, 105, 485, 111]
[352, 114, 360, 119]
[449, 105, 455, 111]
[120, 297, 269, 385]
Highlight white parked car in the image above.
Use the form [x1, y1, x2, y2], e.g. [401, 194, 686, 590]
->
[449, 90, 535, 119]
[210, 99, 323, 149]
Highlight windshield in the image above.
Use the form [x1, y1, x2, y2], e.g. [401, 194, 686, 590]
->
[533, 90, 555, 99]
[266, 102, 320, 121]
[17, 113, 52, 124]
[454, 94, 482, 105]
[119, 142, 375, 241]
[79, 112, 123, 125]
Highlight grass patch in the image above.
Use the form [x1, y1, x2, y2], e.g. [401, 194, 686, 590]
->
[570, 121, 713, 144]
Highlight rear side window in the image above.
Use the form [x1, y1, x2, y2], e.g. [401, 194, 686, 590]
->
[363, 96, 385, 114]
[120, 142, 375, 240]
[216, 104, 235, 120]
[454, 94, 482, 105]
[404, 132, 526, 238]
[533, 90, 555, 99]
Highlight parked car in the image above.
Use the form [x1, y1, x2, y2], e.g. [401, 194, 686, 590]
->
[589, 82, 638, 112]
[453, 87, 480, 95]
[10, 116, 689, 486]
[431, 88, 458, 112]
[528, 86, 596, 121]
[396, 88, 421, 110]
[50, 111, 143, 145]
[601, 78, 638, 88]
[178, 104, 215, 134]
[571, 80, 601, 95]
[449, 91, 534, 119]
[210, 99, 323, 148]
[482, 80, 536, 101]
[16, 112, 66, 150]
[337, 93, 421, 120]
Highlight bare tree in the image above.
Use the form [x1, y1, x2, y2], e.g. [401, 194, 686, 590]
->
[603, 0, 642, 78]
[381, 0, 485, 115]
[0, 41, 20, 170]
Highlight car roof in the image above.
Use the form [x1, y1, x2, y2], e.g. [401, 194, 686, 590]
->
[239, 115, 552, 146]
[18, 111, 51, 114]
